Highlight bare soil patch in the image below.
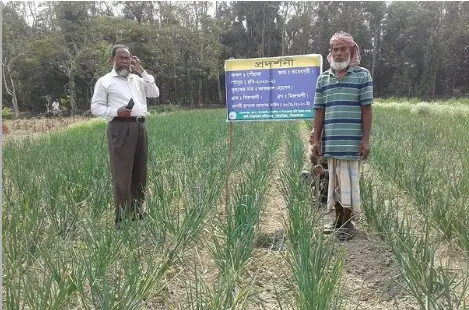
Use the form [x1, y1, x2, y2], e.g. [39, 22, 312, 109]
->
[299, 123, 420, 310]
[2, 116, 95, 142]
[247, 139, 292, 309]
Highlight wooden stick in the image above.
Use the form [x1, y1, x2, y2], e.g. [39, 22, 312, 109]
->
[315, 158, 321, 208]
[225, 121, 234, 215]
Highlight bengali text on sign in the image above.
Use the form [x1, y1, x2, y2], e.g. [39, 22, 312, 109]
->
[225, 54, 323, 122]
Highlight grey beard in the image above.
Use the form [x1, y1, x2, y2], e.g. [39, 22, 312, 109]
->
[117, 68, 129, 77]
[330, 60, 349, 71]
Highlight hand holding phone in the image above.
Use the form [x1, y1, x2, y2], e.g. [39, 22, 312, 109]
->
[117, 106, 131, 118]
[130, 55, 143, 74]
[125, 98, 134, 110]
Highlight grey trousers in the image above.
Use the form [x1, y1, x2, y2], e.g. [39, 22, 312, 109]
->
[107, 119, 148, 223]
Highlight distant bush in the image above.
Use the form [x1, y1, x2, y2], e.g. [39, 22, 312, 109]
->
[374, 98, 469, 118]
[411, 102, 432, 115]
[443, 97, 469, 105]
[375, 97, 469, 105]
[2, 107, 14, 119]
[148, 104, 180, 114]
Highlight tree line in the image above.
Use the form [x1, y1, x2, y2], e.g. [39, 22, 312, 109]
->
[2, 1, 469, 118]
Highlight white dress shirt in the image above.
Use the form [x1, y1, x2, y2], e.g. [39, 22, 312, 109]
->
[91, 69, 160, 122]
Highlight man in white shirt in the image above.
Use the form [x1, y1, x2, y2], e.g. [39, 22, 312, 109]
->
[91, 44, 159, 228]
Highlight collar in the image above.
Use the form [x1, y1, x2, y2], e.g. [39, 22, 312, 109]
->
[329, 65, 355, 78]
[111, 69, 135, 80]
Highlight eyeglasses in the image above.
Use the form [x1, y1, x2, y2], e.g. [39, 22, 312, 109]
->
[115, 56, 130, 61]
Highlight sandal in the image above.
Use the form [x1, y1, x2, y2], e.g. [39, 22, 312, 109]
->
[336, 222, 357, 241]
[323, 223, 346, 234]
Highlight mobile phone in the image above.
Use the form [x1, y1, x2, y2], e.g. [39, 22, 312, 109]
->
[125, 98, 134, 110]
[130, 56, 136, 71]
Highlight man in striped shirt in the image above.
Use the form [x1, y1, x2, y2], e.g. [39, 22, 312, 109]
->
[311, 31, 373, 241]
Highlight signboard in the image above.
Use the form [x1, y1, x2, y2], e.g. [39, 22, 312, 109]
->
[225, 54, 323, 122]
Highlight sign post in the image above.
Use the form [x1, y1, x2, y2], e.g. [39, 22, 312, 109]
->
[224, 54, 323, 213]
[224, 121, 234, 215]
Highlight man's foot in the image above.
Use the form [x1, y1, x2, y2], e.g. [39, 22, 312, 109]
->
[323, 223, 346, 234]
[336, 207, 356, 241]
[323, 205, 344, 234]
[336, 221, 356, 241]
[130, 199, 147, 221]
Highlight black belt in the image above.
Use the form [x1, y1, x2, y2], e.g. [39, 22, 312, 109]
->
[112, 116, 145, 123]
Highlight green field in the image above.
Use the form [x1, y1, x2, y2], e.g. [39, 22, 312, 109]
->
[2, 103, 469, 309]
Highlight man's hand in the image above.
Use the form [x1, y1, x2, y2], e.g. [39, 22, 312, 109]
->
[130, 55, 144, 74]
[309, 131, 315, 145]
[359, 140, 370, 160]
[117, 107, 132, 118]
[313, 165, 325, 176]
[312, 141, 322, 158]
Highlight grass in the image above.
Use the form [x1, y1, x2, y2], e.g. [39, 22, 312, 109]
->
[3, 101, 469, 309]
[375, 97, 469, 106]
[277, 123, 343, 310]
[4, 110, 330, 309]
[373, 98, 469, 118]
[184, 122, 284, 309]
[2, 110, 279, 309]
[361, 104, 469, 308]
[369, 105, 469, 255]
[361, 178, 468, 309]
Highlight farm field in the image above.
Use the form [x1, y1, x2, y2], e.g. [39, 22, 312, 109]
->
[2, 102, 469, 310]
[2, 116, 97, 143]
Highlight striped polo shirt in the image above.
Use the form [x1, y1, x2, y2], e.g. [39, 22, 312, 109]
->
[313, 65, 373, 160]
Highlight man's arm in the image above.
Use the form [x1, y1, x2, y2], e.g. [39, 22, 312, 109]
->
[131, 56, 159, 98]
[313, 108, 325, 142]
[91, 79, 118, 118]
[360, 71, 373, 143]
[140, 71, 160, 98]
[312, 76, 325, 144]
[358, 71, 374, 159]
[361, 104, 372, 143]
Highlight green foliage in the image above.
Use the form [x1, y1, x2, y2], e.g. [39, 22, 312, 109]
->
[148, 104, 180, 114]
[3, 105, 469, 308]
[3, 107, 14, 119]
[2, 1, 468, 114]
[278, 124, 343, 310]
[2, 110, 228, 308]
[359, 105, 469, 309]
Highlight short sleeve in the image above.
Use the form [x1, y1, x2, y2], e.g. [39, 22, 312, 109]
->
[313, 76, 325, 109]
[360, 72, 373, 106]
